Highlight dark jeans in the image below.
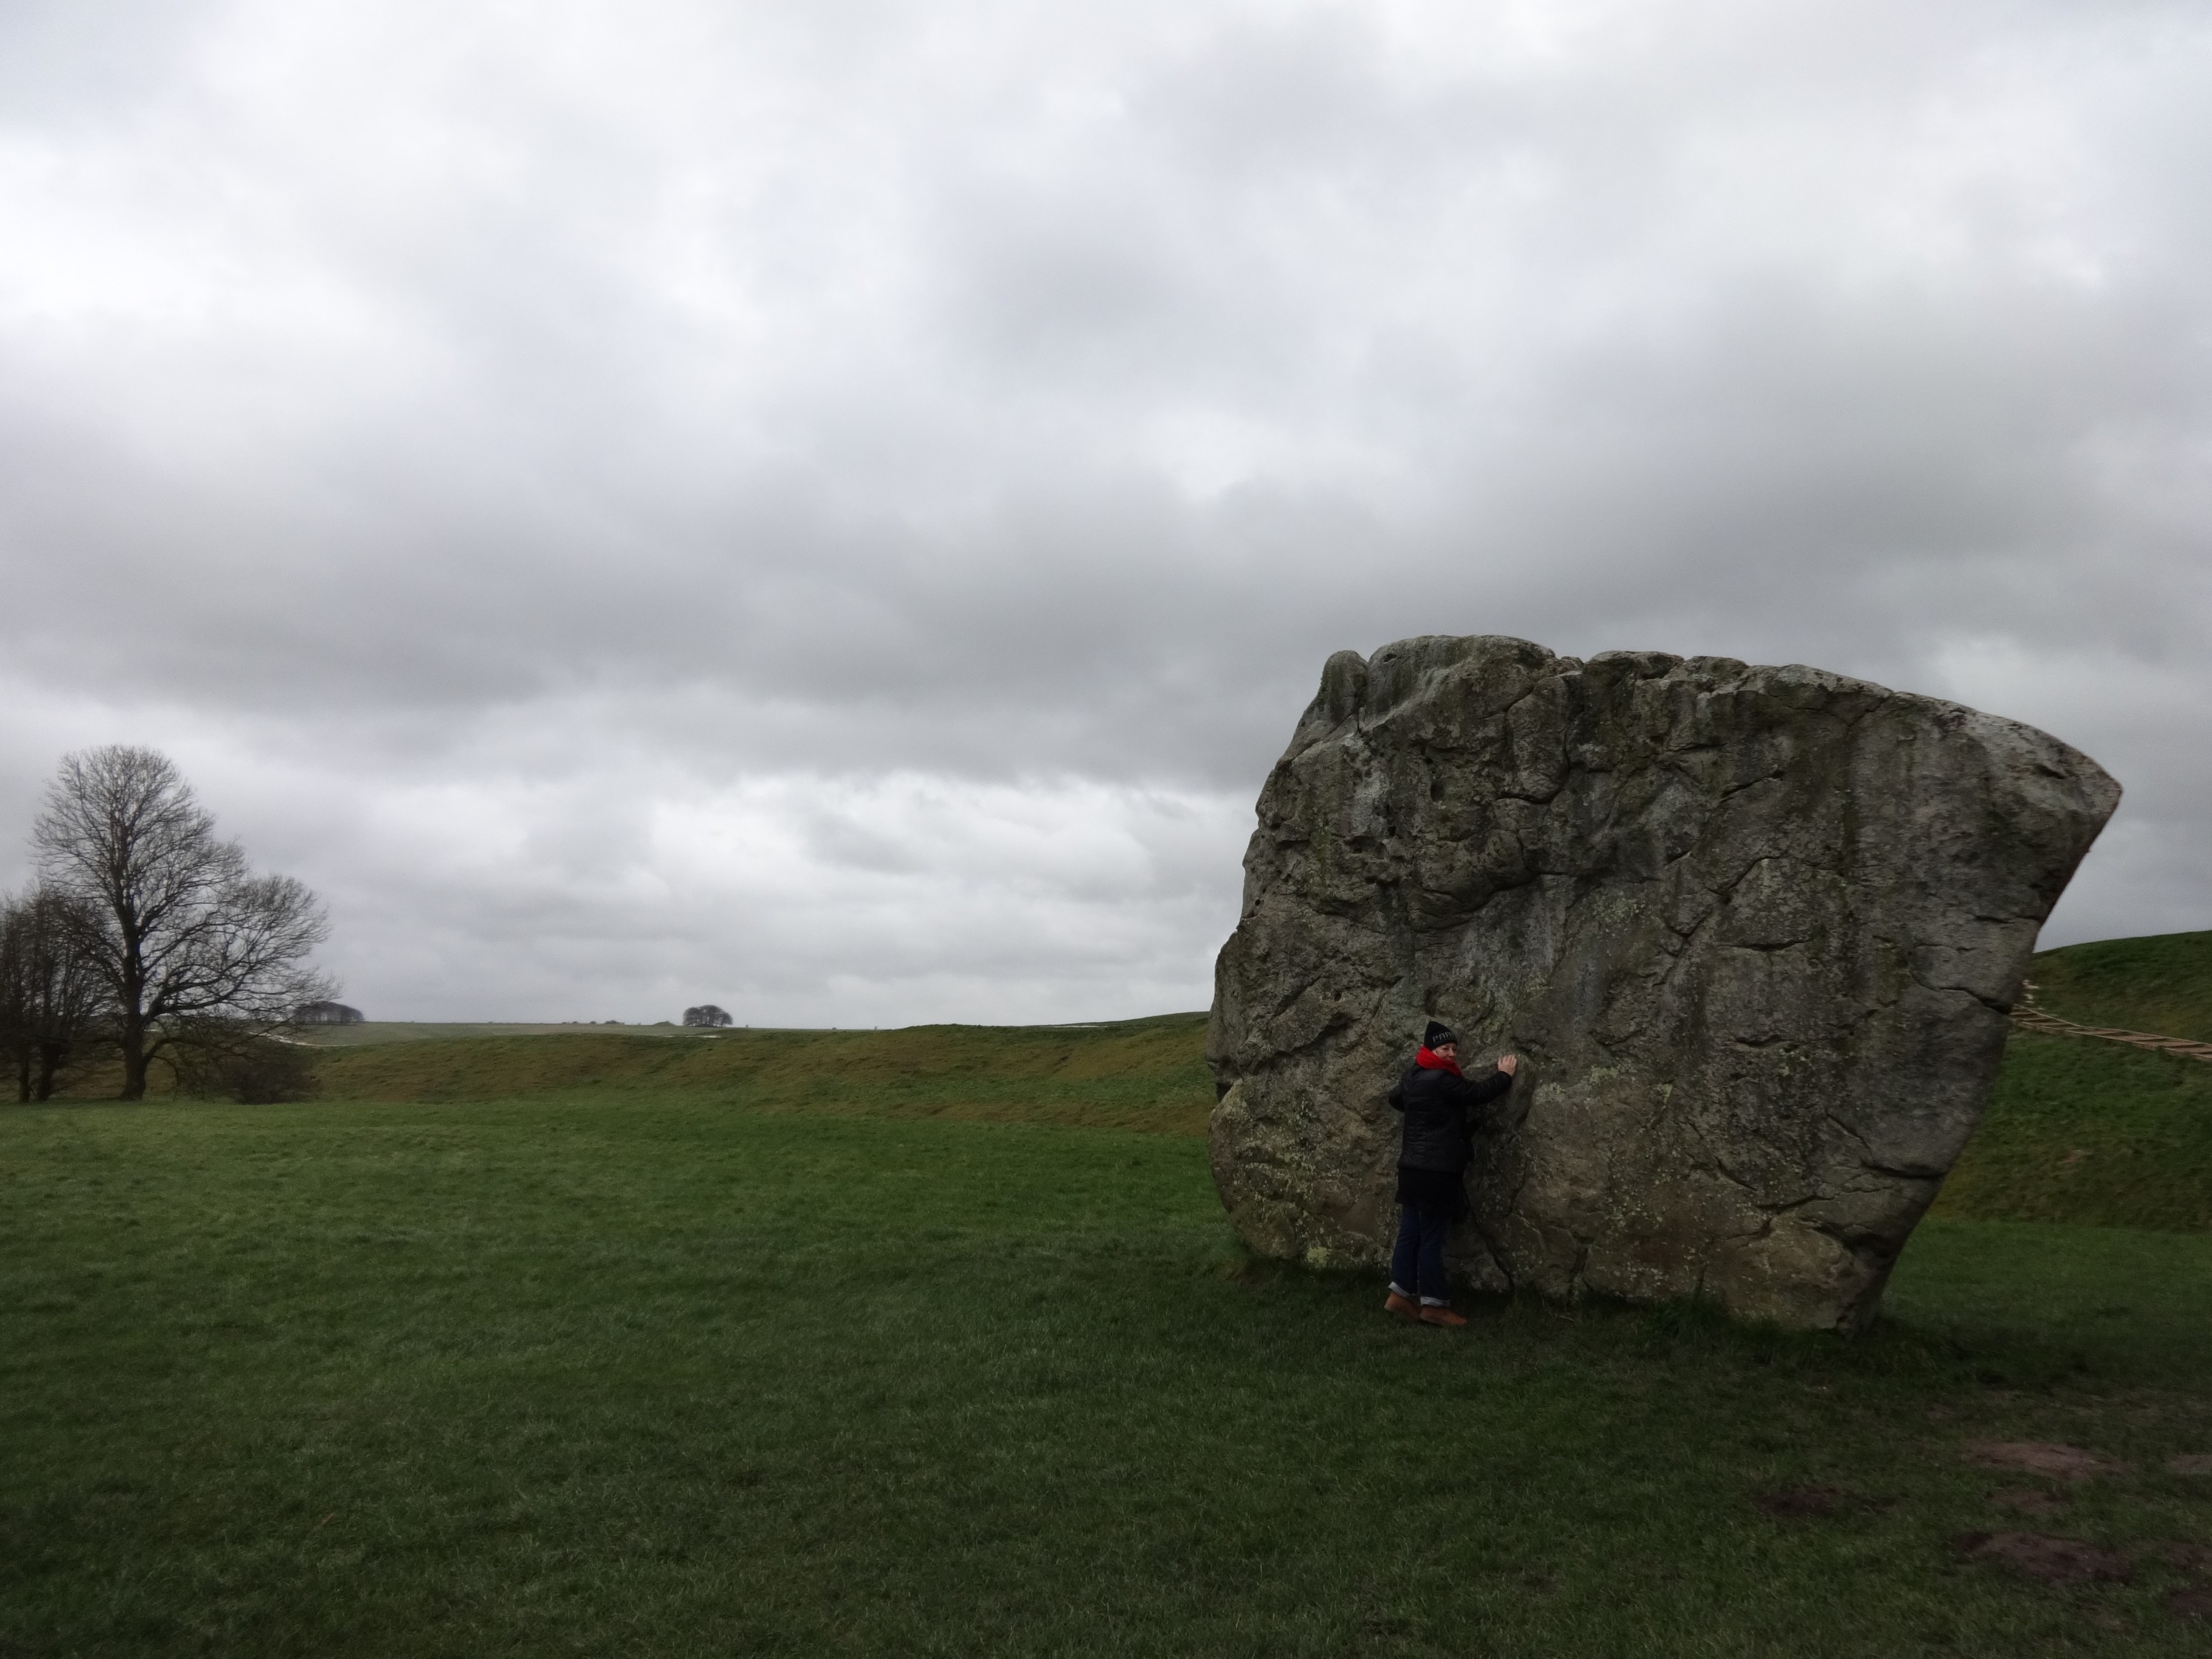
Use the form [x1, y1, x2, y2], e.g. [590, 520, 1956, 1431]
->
[1391, 1206, 1451, 1303]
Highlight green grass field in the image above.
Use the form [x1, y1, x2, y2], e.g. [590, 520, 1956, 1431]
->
[1931, 1032, 2212, 1232]
[5, 942, 2210, 1656]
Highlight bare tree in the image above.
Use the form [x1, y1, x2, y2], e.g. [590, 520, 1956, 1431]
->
[0, 887, 110, 1102]
[32, 746, 335, 1101]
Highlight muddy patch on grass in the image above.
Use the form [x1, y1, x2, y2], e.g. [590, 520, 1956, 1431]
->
[2138, 1540, 2212, 1571]
[2166, 1454, 2212, 1476]
[1951, 1531, 2132, 1584]
[1964, 1441, 2123, 1480]
[2167, 1586, 2212, 1618]
[1988, 1487, 2067, 1517]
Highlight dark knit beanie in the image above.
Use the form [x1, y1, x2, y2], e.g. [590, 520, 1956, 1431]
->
[1422, 1020, 1457, 1049]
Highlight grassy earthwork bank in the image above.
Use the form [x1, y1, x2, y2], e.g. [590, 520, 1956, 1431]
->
[2026, 930, 2212, 1044]
[297, 1013, 1219, 1137]
[1928, 928, 2212, 1233]
[6, 945, 2212, 1657]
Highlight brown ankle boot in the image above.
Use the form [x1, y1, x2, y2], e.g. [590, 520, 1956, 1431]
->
[1419, 1304, 1468, 1327]
[1384, 1291, 1419, 1320]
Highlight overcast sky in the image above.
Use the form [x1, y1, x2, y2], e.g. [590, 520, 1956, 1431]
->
[2, 0, 2206, 1026]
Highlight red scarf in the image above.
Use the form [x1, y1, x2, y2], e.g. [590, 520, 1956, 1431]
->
[1414, 1046, 1462, 1077]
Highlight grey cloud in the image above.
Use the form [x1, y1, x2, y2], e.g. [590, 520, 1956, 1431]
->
[2, 0, 2207, 1018]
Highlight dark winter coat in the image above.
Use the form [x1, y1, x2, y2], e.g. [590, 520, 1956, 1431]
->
[1389, 1059, 1514, 1174]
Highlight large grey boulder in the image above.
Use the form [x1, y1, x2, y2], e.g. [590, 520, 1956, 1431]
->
[1206, 637, 2120, 1332]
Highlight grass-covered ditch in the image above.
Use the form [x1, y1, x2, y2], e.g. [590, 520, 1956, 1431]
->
[6, 953, 2212, 1657]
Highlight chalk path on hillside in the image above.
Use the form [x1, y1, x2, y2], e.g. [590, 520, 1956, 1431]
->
[2011, 1003, 2212, 1063]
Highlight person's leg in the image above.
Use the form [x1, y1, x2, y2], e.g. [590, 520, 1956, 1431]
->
[1388, 1206, 1421, 1298]
[1416, 1211, 1451, 1304]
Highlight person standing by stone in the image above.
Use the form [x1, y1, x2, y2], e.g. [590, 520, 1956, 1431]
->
[1385, 1022, 1517, 1327]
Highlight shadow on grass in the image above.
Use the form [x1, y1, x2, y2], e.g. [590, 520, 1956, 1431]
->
[1213, 1248, 2147, 1396]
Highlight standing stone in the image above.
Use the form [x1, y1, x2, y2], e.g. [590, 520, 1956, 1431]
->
[1206, 637, 2120, 1332]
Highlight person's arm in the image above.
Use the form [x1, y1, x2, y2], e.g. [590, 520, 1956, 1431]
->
[1457, 1056, 1518, 1108]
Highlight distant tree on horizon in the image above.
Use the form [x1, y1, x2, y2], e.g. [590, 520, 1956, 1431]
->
[682, 1004, 733, 1028]
[293, 1000, 364, 1026]
[33, 745, 338, 1100]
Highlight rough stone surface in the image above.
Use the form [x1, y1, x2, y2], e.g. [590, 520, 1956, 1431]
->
[1206, 636, 2120, 1332]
